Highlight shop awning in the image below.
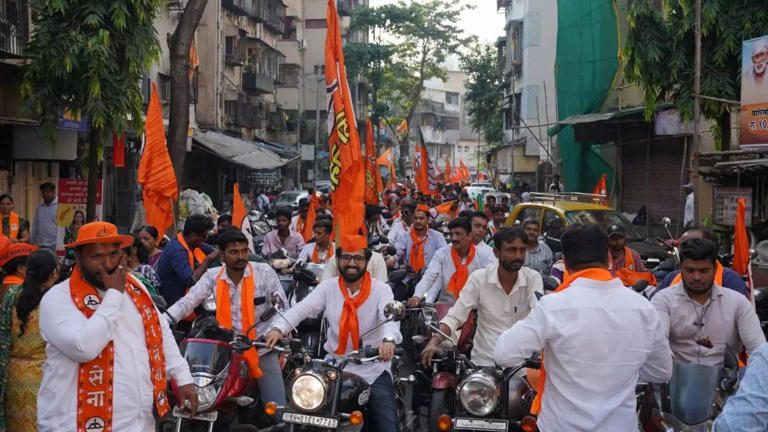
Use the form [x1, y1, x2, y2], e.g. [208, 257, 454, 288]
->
[547, 105, 671, 137]
[193, 130, 299, 170]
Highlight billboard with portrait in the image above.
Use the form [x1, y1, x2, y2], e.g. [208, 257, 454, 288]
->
[741, 36, 768, 148]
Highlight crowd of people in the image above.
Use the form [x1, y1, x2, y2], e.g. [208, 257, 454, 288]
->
[0, 178, 765, 432]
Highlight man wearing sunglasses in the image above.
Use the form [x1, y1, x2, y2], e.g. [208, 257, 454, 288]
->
[266, 235, 402, 432]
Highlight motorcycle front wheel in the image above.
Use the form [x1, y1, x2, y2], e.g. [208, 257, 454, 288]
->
[428, 389, 455, 432]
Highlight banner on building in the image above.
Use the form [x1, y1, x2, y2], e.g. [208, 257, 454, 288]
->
[713, 186, 752, 227]
[56, 179, 103, 256]
[740, 36, 768, 148]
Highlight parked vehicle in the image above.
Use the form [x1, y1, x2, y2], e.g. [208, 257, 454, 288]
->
[274, 191, 310, 212]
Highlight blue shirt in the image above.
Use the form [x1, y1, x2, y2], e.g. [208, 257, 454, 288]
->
[394, 228, 447, 269]
[713, 344, 768, 432]
[156, 236, 213, 305]
[656, 268, 749, 299]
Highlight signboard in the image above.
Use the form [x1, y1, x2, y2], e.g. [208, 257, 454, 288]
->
[654, 109, 694, 136]
[740, 36, 768, 148]
[246, 169, 281, 187]
[713, 187, 752, 227]
[301, 144, 315, 161]
[56, 179, 103, 256]
[58, 110, 89, 132]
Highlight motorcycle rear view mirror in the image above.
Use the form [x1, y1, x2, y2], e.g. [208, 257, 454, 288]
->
[270, 292, 285, 310]
[384, 301, 406, 321]
[260, 307, 277, 323]
[386, 245, 397, 256]
[202, 297, 217, 313]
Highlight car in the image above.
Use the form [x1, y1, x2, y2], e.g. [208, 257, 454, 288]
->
[465, 186, 496, 201]
[470, 182, 494, 188]
[504, 194, 672, 269]
[273, 190, 309, 212]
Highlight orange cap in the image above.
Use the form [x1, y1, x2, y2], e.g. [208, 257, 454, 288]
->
[0, 243, 39, 267]
[415, 204, 431, 216]
[64, 222, 134, 249]
[339, 235, 368, 253]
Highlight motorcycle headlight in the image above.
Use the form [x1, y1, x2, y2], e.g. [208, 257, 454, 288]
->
[290, 372, 327, 411]
[193, 374, 224, 411]
[458, 372, 501, 416]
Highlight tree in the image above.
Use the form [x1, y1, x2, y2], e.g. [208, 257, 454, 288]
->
[460, 42, 504, 145]
[167, 0, 208, 181]
[22, 0, 164, 220]
[346, 0, 471, 174]
[625, 0, 768, 150]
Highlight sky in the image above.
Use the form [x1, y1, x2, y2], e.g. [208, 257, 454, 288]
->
[369, 0, 505, 44]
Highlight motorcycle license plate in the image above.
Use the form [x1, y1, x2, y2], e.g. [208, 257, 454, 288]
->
[278, 275, 293, 281]
[453, 417, 508, 431]
[282, 412, 339, 428]
[172, 406, 218, 422]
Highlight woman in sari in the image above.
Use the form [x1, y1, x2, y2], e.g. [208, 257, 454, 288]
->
[138, 225, 163, 268]
[63, 209, 85, 246]
[0, 249, 58, 431]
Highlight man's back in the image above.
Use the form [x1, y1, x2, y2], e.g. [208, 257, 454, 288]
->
[495, 277, 672, 431]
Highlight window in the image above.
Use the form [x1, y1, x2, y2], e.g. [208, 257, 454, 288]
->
[305, 19, 327, 29]
[515, 206, 541, 226]
[158, 74, 171, 103]
[445, 91, 459, 105]
[282, 17, 297, 40]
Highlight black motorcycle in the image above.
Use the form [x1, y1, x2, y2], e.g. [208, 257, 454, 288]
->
[260, 302, 415, 432]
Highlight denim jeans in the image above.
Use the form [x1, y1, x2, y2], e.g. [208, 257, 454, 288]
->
[364, 372, 400, 432]
[256, 351, 287, 417]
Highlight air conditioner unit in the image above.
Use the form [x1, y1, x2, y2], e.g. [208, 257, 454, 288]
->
[298, 39, 307, 50]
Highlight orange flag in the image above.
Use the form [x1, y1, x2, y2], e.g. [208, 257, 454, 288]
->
[364, 118, 383, 204]
[301, 194, 319, 242]
[591, 173, 609, 206]
[459, 160, 470, 181]
[479, 173, 487, 181]
[189, 40, 200, 80]
[138, 82, 179, 236]
[232, 183, 247, 229]
[376, 148, 396, 190]
[325, 0, 364, 238]
[733, 198, 750, 277]
[397, 120, 408, 134]
[445, 157, 452, 184]
[415, 144, 429, 192]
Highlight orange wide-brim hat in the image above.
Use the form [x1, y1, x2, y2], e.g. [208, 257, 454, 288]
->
[65, 221, 135, 249]
[0, 243, 38, 267]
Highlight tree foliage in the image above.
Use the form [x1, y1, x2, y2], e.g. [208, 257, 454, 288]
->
[346, 0, 471, 173]
[22, 0, 163, 135]
[625, 0, 768, 131]
[22, 0, 164, 218]
[460, 42, 504, 145]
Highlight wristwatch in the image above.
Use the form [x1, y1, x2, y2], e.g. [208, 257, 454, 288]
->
[382, 337, 396, 345]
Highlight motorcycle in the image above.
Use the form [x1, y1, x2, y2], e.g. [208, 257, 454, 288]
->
[242, 209, 273, 256]
[287, 261, 328, 357]
[270, 249, 300, 293]
[161, 295, 285, 432]
[259, 301, 415, 432]
[418, 305, 539, 432]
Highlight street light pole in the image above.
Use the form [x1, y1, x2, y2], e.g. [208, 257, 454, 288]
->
[314, 70, 322, 189]
[692, 0, 701, 226]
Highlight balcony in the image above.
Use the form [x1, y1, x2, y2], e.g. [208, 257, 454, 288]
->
[0, 0, 29, 58]
[226, 96, 264, 129]
[243, 71, 275, 93]
[222, 0, 249, 16]
[253, 0, 286, 34]
[337, 0, 352, 16]
[225, 36, 246, 65]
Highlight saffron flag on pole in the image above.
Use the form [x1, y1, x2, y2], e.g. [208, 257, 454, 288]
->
[397, 120, 408, 134]
[301, 193, 319, 242]
[414, 128, 429, 193]
[232, 183, 247, 229]
[459, 160, 470, 182]
[591, 173, 609, 206]
[325, 0, 364, 238]
[137, 82, 179, 236]
[364, 118, 383, 204]
[733, 198, 752, 297]
[445, 157, 452, 184]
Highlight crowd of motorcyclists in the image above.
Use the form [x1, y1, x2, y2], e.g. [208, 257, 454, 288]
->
[1, 181, 767, 432]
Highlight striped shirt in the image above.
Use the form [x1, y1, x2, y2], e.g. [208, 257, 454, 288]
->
[394, 228, 448, 269]
[524, 241, 553, 275]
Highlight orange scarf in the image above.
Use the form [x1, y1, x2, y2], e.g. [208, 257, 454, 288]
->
[311, 242, 334, 264]
[531, 267, 615, 415]
[409, 229, 428, 272]
[69, 267, 169, 431]
[608, 247, 635, 270]
[335, 273, 372, 355]
[6, 212, 19, 238]
[610, 247, 657, 286]
[446, 244, 476, 298]
[2, 275, 23, 285]
[177, 233, 207, 269]
[671, 261, 724, 286]
[214, 265, 263, 379]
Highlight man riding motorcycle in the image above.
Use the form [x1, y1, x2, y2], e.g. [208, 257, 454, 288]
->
[298, 219, 335, 264]
[394, 204, 447, 273]
[407, 217, 496, 305]
[265, 235, 403, 432]
[262, 208, 305, 257]
[165, 229, 289, 416]
[420, 227, 543, 367]
[388, 203, 414, 244]
[651, 237, 765, 367]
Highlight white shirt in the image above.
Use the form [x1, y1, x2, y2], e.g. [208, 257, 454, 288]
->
[684, 192, 695, 226]
[414, 243, 498, 304]
[387, 219, 410, 244]
[166, 263, 287, 339]
[298, 242, 334, 264]
[494, 275, 673, 432]
[38, 278, 193, 432]
[441, 265, 542, 366]
[322, 251, 388, 283]
[651, 282, 766, 367]
[290, 214, 305, 233]
[273, 277, 402, 385]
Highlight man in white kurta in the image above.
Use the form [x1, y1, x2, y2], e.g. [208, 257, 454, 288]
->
[266, 235, 402, 432]
[38, 222, 195, 432]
